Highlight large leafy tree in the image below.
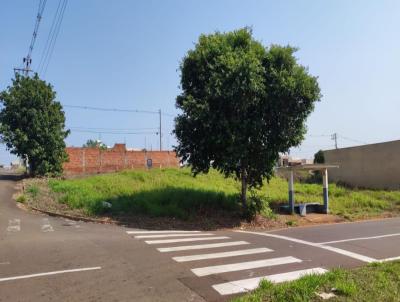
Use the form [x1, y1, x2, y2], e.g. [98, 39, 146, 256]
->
[174, 28, 321, 210]
[0, 74, 70, 176]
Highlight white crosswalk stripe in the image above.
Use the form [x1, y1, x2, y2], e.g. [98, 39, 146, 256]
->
[212, 267, 328, 295]
[172, 247, 273, 262]
[127, 230, 201, 234]
[157, 241, 250, 252]
[145, 236, 230, 245]
[127, 229, 329, 297]
[41, 218, 54, 232]
[7, 219, 20, 232]
[135, 233, 214, 239]
[191, 256, 302, 277]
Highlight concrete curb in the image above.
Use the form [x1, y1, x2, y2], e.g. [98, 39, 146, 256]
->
[27, 205, 114, 224]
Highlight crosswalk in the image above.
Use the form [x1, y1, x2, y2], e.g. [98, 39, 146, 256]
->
[126, 229, 327, 297]
[4, 217, 81, 233]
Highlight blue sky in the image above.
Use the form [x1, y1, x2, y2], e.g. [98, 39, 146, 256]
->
[1, 0, 399, 165]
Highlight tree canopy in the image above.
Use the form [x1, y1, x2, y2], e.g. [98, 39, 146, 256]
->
[174, 28, 321, 210]
[0, 74, 69, 176]
[83, 139, 107, 150]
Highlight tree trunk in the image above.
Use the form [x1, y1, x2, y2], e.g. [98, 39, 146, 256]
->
[241, 167, 248, 210]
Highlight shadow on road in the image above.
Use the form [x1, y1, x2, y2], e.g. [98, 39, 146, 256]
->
[0, 171, 26, 181]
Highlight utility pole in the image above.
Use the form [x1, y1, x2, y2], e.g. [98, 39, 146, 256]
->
[14, 0, 46, 76]
[159, 109, 162, 151]
[331, 133, 338, 149]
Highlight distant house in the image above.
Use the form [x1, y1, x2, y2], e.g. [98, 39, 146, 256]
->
[278, 155, 313, 167]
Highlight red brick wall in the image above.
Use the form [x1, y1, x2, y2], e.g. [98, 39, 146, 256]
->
[63, 144, 180, 176]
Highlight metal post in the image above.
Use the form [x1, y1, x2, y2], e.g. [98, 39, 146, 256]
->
[159, 109, 162, 151]
[288, 170, 295, 214]
[322, 168, 329, 213]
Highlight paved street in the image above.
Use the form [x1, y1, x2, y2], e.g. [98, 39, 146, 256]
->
[1, 172, 400, 302]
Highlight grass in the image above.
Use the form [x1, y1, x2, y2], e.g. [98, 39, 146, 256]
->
[16, 194, 27, 203]
[232, 261, 400, 302]
[26, 184, 40, 199]
[265, 177, 400, 219]
[46, 168, 400, 220]
[49, 168, 241, 219]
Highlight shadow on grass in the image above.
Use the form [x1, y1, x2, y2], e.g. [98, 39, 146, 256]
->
[72, 186, 243, 231]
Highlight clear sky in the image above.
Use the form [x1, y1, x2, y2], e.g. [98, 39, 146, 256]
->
[1, 0, 399, 165]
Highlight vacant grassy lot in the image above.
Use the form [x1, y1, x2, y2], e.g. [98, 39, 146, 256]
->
[233, 261, 400, 302]
[266, 176, 400, 220]
[48, 168, 241, 219]
[27, 168, 400, 220]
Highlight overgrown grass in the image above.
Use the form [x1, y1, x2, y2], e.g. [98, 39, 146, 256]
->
[265, 177, 400, 219]
[26, 184, 40, 199]
[47, 168, 400, 220]
[49, 168, 242, 219]
[233, 261, 400, 302]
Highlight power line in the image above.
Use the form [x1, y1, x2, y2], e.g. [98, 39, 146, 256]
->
[38, 0, 68, 76]
[69, 126, 159, 131]
[14, 0, 47, 76]
[37, 0, 63, 74]
[63, 104, 159, 114]
[70, 129, 158, 135]
[63, 104, 176, 117]
[338, 135, 368, 145]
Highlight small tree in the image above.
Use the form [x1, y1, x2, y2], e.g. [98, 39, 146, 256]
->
[314, 150, 325, 164]
[174, 28, 321, 211]
[0, 74, 69, 176]
[83, 139, 107, 150]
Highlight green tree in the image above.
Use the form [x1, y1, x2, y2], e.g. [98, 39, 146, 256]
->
[83, 139, 107, 150]
[0, 74, 69, 176]
[314, 150, 325, 164]
[174, 28, 321, 211]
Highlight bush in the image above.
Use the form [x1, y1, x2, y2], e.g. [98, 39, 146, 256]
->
[16, 194, 26, 203]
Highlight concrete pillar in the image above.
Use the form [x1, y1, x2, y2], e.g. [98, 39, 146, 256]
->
[288, 170, 295, 214]
[322, 168, 329, 213]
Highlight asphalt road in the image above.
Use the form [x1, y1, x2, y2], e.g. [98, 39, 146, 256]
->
[1, 171, 400, 302]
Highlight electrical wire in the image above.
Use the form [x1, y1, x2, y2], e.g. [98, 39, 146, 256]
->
[69, 126, 159, 131]
[338, 135, 368, 145]
[64, 104, 159, 114]
[63, 104, 176, 117]
[37, 0, 62, 73]
[70, 129, 158, 135]
[37, 0, 68, 76]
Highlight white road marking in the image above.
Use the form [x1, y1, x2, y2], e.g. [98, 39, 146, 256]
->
[63, 218, 80, 228]
[41, 218, 54, 232]
[172, 248, 273, 262]
[127, 230, 201, 234]
[7, 219, 20, 232]
[212, 267, 328, 295]
[157, 241, 250, 252]
[145, 236, 230, 245]
[191, 256, 302, 277]
[318, 233, 400, 244]
[135, 233, 214, 239]
[377, 256, 400, 263]
[0, 262, 10, 265]
[236, 230, 377, 263]
[0, 267, 102, 282]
